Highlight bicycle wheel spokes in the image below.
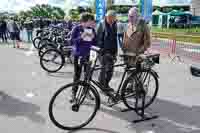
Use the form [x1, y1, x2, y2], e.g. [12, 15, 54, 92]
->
[140, 72, 157, 106]
[49, 82, 99, 130]
[40, 49, 64, 72]
[122, 70, 159, 110]
[122, 77, 137, 108]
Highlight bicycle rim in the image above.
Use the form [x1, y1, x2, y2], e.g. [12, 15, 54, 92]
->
[121, 69, 159, 110]
[40, 49, 64, 73]
[49, 82, 99, 130]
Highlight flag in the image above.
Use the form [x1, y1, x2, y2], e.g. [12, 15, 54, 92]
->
[140, 0, 153, 22]
[96, 0, 106, 23]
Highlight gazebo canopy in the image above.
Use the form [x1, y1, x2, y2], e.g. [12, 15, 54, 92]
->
[152, 10, 167, 15]
[168, 10, 191, 16]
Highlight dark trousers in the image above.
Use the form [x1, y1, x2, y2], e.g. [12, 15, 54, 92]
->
[73, 56, 89, 93]
[98, 53, 116, 89]
[0, 32, 7, 42]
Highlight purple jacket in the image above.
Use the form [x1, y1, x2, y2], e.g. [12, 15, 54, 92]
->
[71, 25, 96, 57]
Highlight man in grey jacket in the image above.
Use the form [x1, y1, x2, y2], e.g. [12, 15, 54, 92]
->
[96, 10, 118, 93]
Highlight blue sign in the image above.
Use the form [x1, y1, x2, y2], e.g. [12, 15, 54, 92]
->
[96, 0, 106, 23]
[140, 0, 153, 22]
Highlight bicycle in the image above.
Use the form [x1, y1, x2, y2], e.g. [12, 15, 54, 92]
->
[48, 46, 160, 130]
[38, 30, 71, 57]
[39, 45, 73, 73]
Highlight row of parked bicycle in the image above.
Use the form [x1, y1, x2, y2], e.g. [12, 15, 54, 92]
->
[32, 25, 74, 73]
[32, 26, 161, 131]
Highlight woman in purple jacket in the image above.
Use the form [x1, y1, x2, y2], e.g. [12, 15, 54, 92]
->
[71, 13, 96, 102]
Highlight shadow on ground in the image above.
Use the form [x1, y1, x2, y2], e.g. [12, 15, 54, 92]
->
[68, 128, 120, 133]
[47, 71, 74, 79]
[0, 91, 46, 124]
[85, 97, 200, 133]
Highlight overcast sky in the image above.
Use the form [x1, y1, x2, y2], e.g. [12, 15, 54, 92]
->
[0, 0, 192, 12]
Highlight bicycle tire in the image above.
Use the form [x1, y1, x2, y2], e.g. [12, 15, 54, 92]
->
[38, 38, 51, 49]
[121, 69, 159, 110]
[32, 37, 41, 49]
[40, 49, 65, 73]
[49, 81, 100, 130]
[38, 43, 57, 57]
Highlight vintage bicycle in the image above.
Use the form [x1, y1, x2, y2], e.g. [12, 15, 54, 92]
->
[48, 46, 160, 130]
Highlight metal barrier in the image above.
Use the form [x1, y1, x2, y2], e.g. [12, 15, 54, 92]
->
[151, 32, 200, 63]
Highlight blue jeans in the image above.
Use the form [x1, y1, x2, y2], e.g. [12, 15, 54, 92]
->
[27, 31, 33, 42]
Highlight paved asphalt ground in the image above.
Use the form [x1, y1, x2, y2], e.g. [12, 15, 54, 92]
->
[0, 43, 200, 133]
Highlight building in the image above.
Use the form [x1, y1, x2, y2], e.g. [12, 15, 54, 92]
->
[191, 0, 200, 16]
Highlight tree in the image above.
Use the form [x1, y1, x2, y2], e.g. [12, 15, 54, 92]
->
[88, 0, 95, 13]
[69, 9, 80, 21]
[17, 4, 65, 20]
[107, 0, 113, 10]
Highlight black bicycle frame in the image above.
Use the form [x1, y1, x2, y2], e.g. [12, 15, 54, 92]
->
[88, 60, 131, 98]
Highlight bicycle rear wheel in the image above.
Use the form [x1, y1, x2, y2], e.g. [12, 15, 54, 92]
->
[38, 43, 57, 57]
[32, 37, 41, 49]
[49, 81, 100, 130]
[38, 38, 51, 49]
[121, 69, 159, 110]
[40, 49, 65, 73]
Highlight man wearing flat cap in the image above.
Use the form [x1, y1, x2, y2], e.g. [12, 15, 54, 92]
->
[96, 10, 118, 94]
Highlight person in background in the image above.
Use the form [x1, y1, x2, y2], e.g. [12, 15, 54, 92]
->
[0, 19, 7, 43]
[70, 12, 96, 102]
[0, 19, 3, 43]
[7, 18, 21, 48]
[117, 20, 126, 48]
[39, 17, 44, 29]
[96, 10, 118, 94]
[24, 18, 34, 43]
[122, 7, 151, 65]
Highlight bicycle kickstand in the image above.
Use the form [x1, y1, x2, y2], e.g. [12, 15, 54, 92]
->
[133, 92, 159, 123]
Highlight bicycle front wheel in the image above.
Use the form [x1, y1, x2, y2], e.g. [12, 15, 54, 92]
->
[49, 81, 100, 130]
[121, 69, 159, 110]
[40, 49, 65, 73]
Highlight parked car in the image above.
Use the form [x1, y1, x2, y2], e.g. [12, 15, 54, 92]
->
[173, 16, 188, 28]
